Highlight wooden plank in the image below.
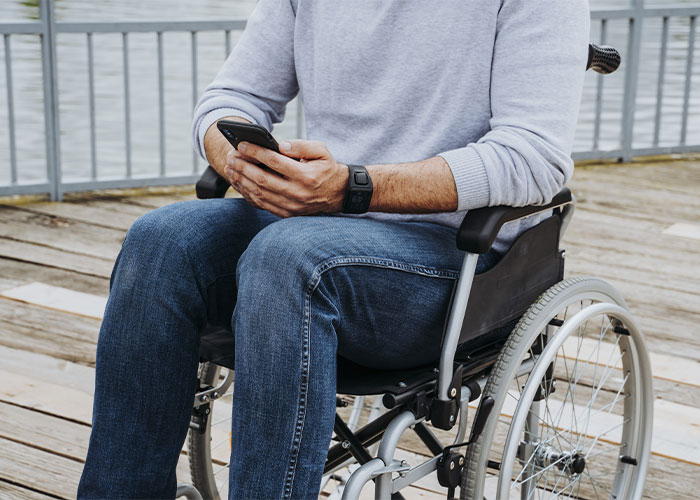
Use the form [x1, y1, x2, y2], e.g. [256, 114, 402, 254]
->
[0, 258, 109, 297]
[0, 402, 90, 461]
[1, 282, 107, 320]
[0, 206, 125, 261]
[0, 299, 100, 365]
[15, 201, 140, 231]
[0, 346, 96, 423]
[0, 238, 113, 278]
[0, 438, 83, 499]
[0, 370, 94, 425]
[0, 276, 25, 293]
[564, 209, 699, 264]
[563, 337, 700, 389]
[663, 222, 700, 241]
[0, 480, 55, 500]
[0, 345, 96, 395]
[124, 193, 198, 209]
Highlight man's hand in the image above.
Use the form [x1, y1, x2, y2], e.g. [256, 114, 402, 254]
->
[224, 140, 349, 218]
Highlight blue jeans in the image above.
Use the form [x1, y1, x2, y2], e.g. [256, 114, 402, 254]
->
[78, 198, 499, 499]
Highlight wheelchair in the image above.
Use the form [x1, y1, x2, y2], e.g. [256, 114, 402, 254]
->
[179, 44, 653, 499]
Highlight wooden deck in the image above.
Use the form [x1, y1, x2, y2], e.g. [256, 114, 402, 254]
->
[0, 157, 699, 499]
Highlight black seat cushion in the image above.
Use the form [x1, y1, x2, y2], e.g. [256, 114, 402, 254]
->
[198, 324, 438, 395]
[198, 322, 512, 397]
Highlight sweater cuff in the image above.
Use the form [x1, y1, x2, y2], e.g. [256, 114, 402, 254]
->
[438, 146, 490, 211]
[195, 108, 259, 161]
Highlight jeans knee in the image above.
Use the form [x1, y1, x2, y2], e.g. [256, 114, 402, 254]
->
[236, 218, 322, 295]
[116, 203, 199, 287]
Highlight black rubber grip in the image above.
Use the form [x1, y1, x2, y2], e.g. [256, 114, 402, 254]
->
[195, 165, 230, 199]
[587, 44, 621, 74]
[456, 188, 573, 254]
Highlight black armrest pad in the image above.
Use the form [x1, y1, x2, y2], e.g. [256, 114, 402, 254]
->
[457, 188, 572, 254]
[196, 165, 230, 199]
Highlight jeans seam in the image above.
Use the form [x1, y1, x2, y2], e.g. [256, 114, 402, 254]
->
[282, 255, 459, 497]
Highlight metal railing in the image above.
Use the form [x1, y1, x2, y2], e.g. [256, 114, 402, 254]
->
[574, 1, 700, 161]
[0, 0, 698, 200]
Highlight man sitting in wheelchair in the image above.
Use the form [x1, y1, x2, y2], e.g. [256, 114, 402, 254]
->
[79, 1, 652, 499]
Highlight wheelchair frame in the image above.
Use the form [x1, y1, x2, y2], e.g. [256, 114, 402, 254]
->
[179, 44, 653, 500]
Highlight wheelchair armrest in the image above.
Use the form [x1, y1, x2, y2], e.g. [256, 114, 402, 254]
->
[456, 188, 573, 254]
[196, 165, 231, 199]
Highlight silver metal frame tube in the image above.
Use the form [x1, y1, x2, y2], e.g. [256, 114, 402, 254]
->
[374, 411, 419, 499]
[437, 252, 479, 400]
[341, 458, 385, 500]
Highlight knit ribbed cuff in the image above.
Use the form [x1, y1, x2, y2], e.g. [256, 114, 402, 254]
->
[438, 146, 490, 211]
[195, 108, 258, 161]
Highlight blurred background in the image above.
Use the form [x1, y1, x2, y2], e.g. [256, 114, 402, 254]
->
[0, 0, 698, 196]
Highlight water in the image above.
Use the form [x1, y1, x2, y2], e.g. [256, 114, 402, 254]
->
[0, 0, 698, 185]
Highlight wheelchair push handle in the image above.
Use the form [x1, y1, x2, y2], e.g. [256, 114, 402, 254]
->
[587, 43, 621, 74]
[195, 165, 230, 199]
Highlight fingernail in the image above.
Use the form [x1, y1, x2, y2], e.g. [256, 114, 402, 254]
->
[225, 166, 233, 177]
[238, 142, 247, 152]
[228, 157, 235, 167]
[280, 141, 291, 152]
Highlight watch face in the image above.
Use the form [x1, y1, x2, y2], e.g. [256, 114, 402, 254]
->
[351, 191, 370, 205]
[347, 190, 372, 213]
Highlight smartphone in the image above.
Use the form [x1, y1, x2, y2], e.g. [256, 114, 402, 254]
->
[217, 120, 280, 152]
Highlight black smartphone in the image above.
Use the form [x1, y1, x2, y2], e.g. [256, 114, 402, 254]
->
[217, 120, 280, 152]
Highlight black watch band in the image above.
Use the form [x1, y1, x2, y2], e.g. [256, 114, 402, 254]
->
[342, 164, 373, 214]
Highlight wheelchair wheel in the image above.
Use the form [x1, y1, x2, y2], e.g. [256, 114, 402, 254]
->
[462, 277, 653, 499]
[188, 362, 234, 500]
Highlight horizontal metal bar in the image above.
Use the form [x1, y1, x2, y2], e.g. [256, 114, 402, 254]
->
[643, 6, 700, 18]
[573, 150, 625, 161]
[574, 145, 700, 162]
[590, 9, 636, 20]
[58, 174, 201, 193]
[0, 182, 52, 197]
[0, 22, 44, 34]
[2, 6, 695, 35]
[590, 6, 700, 20]
[627, 145, 700, 156]
[53, 20, 246, 34]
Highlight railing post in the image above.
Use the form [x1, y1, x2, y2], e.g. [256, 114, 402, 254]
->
[621, 0, 645, 162]
[39, 0, 61, 200]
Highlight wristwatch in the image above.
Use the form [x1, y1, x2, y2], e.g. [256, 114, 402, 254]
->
[342, 164, 373, 214]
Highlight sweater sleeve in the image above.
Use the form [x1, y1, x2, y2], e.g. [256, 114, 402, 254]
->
[438, 0, 590, 211]
[192, 0, 299, 159]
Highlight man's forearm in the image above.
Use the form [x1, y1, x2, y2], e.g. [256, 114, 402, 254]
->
[220, 135, 460, 217]
[365, 156, 459, 214]
[202, 116, 251, 177]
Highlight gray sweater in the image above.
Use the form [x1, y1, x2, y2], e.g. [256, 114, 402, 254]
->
[193, 0, 590, 253]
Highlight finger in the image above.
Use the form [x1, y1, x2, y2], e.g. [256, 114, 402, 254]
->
[226, 156, 301, 201]
[238, 142, 302, 178]
[226, 147, 258, 166]
[277, 139, 329, 161]
[232, 165, 305, 213]
[253, 198, 293, 219]
[235, 175, 294, 218]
